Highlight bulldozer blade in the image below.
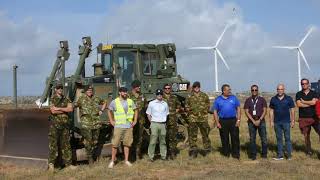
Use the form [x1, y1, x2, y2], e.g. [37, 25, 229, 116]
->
[0, 109, 49, 167]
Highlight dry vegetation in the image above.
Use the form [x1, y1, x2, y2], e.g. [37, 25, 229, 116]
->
[1, 95, 320, 179]
[2, 113, 320, 180]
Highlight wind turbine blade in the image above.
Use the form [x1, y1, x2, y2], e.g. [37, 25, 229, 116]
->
[188, 46, 215, 50]
[215, 24, 231, 47]
[272, 46, 297, 49]
[298, 48, 311, 70]
[216, 49, 230, 70]
[299, 27, 314, 47]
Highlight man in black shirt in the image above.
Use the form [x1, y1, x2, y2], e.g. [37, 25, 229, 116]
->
[296, 78, 320, 156]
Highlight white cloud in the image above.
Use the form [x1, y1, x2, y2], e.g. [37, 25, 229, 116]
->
[0, 11, 63, 95]
[1, 0, 320, 96]
[102, 0, 320, 93]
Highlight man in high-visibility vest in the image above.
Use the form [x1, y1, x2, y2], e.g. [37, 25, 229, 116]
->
[107, 87, 138, 168]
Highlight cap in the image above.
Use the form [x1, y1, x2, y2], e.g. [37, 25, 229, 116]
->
[119, 87, 128, 92]
[56, 83, 63, 89]
[131, 80, 141, 88]
[163, 83, 172, 88]
[192, 81, 201, 88]
[84, 85, 93, 92]
[155, 89, 163, 95]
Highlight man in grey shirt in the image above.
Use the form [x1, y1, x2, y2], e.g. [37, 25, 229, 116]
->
[107, 87, 138, 168]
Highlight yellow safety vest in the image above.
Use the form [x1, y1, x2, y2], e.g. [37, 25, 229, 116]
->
[114, 97, 134, 125]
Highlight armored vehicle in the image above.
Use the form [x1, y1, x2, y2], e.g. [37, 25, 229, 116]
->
[0, 37, 190, 165]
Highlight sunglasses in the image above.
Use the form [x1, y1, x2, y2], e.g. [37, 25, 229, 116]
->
[301, 83, 309, 85]
[277, 88, 284, 90]
[164, 87, 171, 90]
[251, 89, 258, 92]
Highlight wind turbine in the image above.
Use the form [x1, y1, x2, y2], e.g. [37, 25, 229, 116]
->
[273, 27, 314, 91]
[189, 23, 232, 92]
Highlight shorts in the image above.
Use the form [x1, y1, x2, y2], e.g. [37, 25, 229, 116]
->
[299, 118, 320, 135]
[111, 128, 133, 147]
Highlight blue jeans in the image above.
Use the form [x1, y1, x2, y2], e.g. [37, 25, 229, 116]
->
[248, 121, 268, 158]
[274, 122, 292, 158]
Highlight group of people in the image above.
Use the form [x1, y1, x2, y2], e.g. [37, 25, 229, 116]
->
[47, 78, 320, 171]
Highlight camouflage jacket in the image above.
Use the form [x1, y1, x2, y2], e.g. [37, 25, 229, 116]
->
[50, 94, 71, 129]
[163, 93, 181, 125]
[75, 94, 105, 129]
[128, 91, 147, 117]
[185, 91, 210, 122]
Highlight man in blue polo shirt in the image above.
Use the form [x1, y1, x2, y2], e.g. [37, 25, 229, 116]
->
[212, 84, 241, 159]
[269, 84, 295, 160]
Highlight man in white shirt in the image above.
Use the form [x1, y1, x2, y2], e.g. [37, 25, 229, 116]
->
[146, 89, 169, 161]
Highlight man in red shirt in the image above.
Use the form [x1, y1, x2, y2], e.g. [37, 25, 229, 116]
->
[296, 78, 320, 156]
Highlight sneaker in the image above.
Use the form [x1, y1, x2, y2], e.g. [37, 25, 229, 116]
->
[306, 151, 313, 157]
[108, 161, 115, 169]
[149, 158, 154, 162]
[272, 157, 284, 161]
[125, 161, 132, 167]
[48, 163, 54, 172]
[161, 157, 168, 161]
[287, 157, 292, 160]
[261, 154, 267, 159]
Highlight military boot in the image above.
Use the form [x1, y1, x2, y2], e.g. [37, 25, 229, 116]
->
[188, 150, 198, 159]
[170, 150, 177, 160]
[200, 148, 212, 157]
[88, 157, 94, 165]
[136, 148, 142, 160]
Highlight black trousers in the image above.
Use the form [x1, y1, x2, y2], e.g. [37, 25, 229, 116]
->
[219, 118, 240, 158]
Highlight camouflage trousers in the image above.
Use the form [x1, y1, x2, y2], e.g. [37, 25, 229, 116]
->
[132, 119, 146, 154]
[81, 128, 100, 159]
[48, 125, 72, 165]
[188, 122, 212, 151]
[166, 123, 178, 153]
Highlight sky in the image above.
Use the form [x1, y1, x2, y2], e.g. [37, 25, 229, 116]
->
[0, 0, 320, 96]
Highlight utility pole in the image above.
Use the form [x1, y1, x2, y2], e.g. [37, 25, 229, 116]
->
[13, 64, 18, 109]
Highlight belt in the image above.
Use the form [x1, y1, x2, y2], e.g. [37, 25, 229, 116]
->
[219, 117, 236, 120]
[151, 121, 166, 124]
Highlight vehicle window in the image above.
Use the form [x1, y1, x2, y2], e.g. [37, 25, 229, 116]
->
[103, 53, 112, 72]
[118, 51, 135, 88]
[142, 52, 160, 75]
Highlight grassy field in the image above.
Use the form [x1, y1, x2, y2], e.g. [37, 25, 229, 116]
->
[1, 112, 320, 179]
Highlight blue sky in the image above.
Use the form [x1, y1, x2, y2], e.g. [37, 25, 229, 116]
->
[0, 0, 320, 96]
[2, 0, 318, 34]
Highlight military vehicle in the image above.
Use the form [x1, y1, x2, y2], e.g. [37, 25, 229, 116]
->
[311, 80, 320, 94]
[0, 37, 190, 165]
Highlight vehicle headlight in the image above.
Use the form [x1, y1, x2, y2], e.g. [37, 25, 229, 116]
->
[172, 83, 179, 92]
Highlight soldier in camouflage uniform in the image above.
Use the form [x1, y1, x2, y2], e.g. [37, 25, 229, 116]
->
[75, 85, 107, 164]
[128, 80, 147, 159]
[185, 81, 212, 158]
[163, 83, 182, 159]
[48, 83, 75, 171]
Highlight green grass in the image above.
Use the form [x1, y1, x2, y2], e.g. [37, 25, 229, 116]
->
[2, 114, 320, 179]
